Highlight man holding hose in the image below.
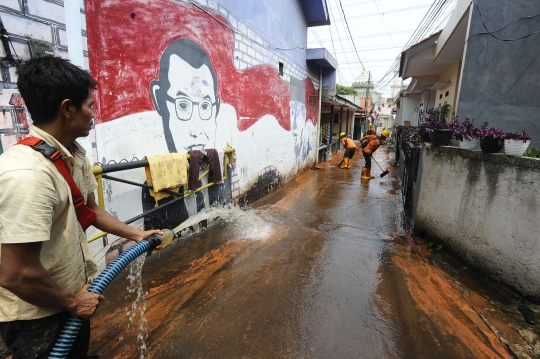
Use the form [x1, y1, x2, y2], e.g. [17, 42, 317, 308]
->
[360, 129, 390, 180]
[0, 57, 160, 358]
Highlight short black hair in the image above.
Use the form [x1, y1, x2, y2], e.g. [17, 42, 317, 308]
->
[157, 38, 218, 95]
[16, 56, 96, 125]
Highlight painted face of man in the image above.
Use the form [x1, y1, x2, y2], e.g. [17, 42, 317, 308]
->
[164, 54, 217, 151]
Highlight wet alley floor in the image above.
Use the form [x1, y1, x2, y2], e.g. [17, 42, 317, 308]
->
[89, 148, 540, 359]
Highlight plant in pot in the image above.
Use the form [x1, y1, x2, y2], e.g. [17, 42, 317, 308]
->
[504, 131, 532, 157]
[418, 109, 438, 142]
[452, 116, 480, 150]
[418, 109, 453, 145]
[421, 110, 452, 146]
[478, 121, 505, 153]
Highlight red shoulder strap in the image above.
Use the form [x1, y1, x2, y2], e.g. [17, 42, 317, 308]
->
[17, 137, 97, 231]
[18, 137, 43, 146]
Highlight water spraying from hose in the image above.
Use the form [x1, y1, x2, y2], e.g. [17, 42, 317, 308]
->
[48, 230, 173, 359]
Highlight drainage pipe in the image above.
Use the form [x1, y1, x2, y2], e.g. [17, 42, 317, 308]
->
[48, 231, 172, 359]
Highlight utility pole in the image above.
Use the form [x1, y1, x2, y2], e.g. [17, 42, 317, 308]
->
[365, 71, 371, 135]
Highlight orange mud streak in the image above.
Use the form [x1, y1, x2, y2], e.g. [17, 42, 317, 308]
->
[92, 223, 290, 358]
[392, 251, 512, 359]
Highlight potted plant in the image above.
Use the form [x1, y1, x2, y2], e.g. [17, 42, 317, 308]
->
[418, 110, 435, 142]
[428, 121, 453, 146]
[452, 116, 479, 150]
[504, 131, 532, 157]
[418, 109, 452, 145]
[478, 121, 505, 153]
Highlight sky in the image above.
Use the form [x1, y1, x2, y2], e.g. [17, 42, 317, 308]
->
[307, 0, 457, 97]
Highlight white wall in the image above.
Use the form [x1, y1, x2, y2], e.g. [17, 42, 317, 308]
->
[399, 95, 421, 126]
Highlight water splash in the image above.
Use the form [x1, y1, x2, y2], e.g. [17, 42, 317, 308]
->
[174, 204, 274, 241]
[125, 253, 149, 358]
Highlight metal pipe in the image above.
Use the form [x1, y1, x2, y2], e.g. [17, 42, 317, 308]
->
[88, 149, 235, 243]
[91, 149, 235, 175]
[96, 174, 104, 208]
[123, 193, 186, 225]
[101, 174, 181, 197]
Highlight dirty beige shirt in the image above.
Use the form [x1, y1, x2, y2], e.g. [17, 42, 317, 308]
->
[0, 125, 98, 321]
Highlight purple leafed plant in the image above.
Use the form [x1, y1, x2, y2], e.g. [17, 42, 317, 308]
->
[477, 121, 505, 139]
[505, 131, 532, 143]
[452, 116, 479, 141]
[419, 109, 452, 134]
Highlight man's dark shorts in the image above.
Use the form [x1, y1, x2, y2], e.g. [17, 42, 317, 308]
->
[0, 311, 91, 359]
[344, 147, 356, 159]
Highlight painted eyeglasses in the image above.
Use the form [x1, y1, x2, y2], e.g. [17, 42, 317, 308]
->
[165, 94, 215, 121]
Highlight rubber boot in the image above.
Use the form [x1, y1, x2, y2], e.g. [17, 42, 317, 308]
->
[367, 167, 375, 179]
[361, 167, 370, 179]
[346, 157, 351, 169]
[340, 158, 348, 169]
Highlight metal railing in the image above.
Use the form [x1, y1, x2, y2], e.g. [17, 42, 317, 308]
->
[399, 127, 422, 206]
[88, 148, 235, 243]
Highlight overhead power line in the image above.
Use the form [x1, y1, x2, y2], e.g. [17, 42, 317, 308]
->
[328, 0, 357, 81]
[336, 0, 366, 71]
[374, 0, 455, 90]
[331, 4, 433, 22]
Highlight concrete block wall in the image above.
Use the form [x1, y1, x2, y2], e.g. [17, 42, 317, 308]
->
[181, 0, 319, 88]
[414, 144, 540, 299]
[0, 0, 89, 81]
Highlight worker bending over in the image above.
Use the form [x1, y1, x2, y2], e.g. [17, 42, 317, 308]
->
[339, 132, 356, 169]
[360, 129, 390, 179]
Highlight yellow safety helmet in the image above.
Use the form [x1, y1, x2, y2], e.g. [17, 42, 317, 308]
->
[339, 132, 346, 137]
[368, 123, 373, 127]
[381, 129, 390, 138]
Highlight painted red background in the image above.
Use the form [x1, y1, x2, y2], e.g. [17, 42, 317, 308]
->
[86, 0, 317, 131]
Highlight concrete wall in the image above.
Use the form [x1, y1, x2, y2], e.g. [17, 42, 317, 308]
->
[414, 144, 540, 299]
[399, 95, 421, 126]
[457, 0, 540, 149]
[418, 89, 436, 113]
[86, 0, 322, 266]
[0, 0, 88, 150]
[434, 0, 471, 58]
[216, 0, 308, 67]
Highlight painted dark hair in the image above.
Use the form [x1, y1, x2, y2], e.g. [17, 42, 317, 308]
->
[157, 38, 218, 95]
[151, 38, 220, 152]
[16, 56, 96, 125]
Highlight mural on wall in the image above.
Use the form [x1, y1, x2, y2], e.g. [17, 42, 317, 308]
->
[86, 0, 318, 258]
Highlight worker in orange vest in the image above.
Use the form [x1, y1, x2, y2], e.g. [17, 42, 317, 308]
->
[360, 129, 390, 179]
[339, 132, 356, 169]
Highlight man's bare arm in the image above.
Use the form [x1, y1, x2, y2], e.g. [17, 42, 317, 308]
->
[0, 242, 104, 319]
[86, 192, 162, 242]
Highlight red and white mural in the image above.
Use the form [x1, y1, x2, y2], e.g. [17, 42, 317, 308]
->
[86, 0, 319, 240]
[0, 90, 31, 153]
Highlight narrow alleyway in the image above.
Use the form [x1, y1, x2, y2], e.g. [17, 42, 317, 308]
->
[89, 148, 536, 359]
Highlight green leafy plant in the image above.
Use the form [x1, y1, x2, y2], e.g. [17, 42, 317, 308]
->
[437, 104, 451, 122]
[336, 84, 358, 96]
[523, 147, 540, 158]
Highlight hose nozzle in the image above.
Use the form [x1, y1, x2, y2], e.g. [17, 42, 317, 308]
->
[145, 229, 174, 252]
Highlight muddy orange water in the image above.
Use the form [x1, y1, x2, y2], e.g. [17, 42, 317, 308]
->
[89, 150, 527, 359]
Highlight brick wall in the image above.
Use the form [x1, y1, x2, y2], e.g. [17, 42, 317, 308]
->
[0, 0, 89, 84]
[184, 0, 320, 89]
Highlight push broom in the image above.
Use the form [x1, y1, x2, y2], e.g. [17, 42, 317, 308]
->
[371, 156, 389, 178]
